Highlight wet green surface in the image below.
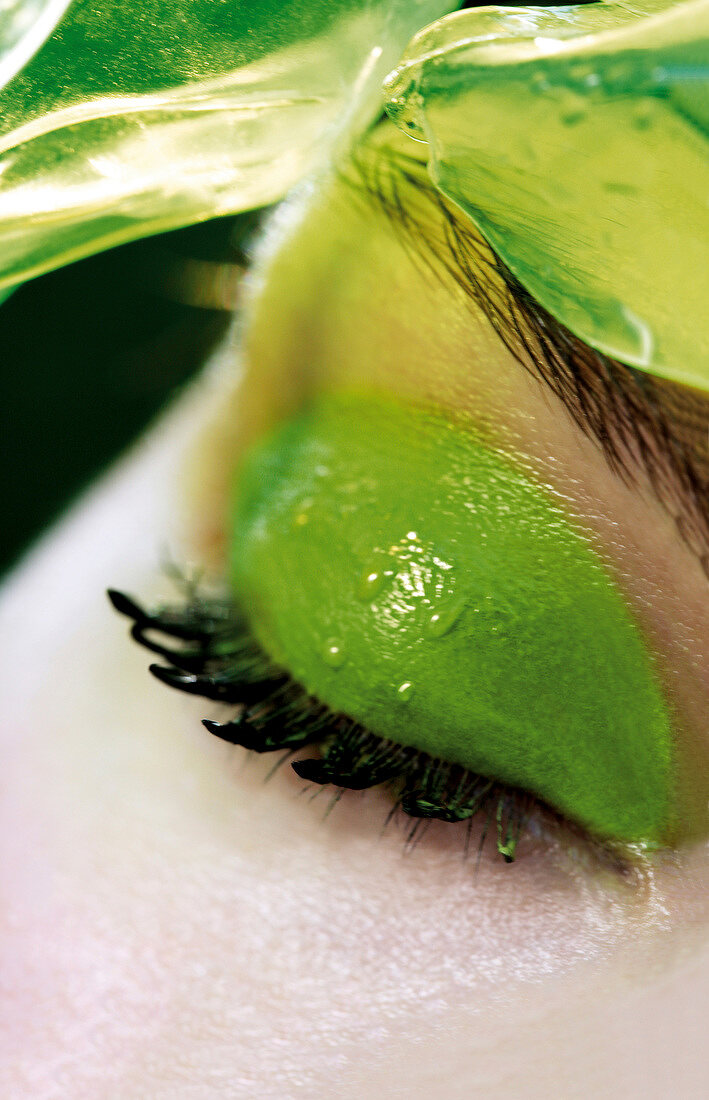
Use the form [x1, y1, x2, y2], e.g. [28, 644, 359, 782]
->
[232, 393, 675, 844]
[0, 0, 455, 290]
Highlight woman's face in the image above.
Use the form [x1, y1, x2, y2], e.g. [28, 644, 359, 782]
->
[2, 111, 709, 1100]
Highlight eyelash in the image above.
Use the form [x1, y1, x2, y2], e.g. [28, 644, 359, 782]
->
[108, 584, 635, 870]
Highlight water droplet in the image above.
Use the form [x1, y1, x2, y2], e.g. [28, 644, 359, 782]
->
[322, 639, 345, 669]
[619, 304, 654, 367]
[397, 681, 414, 702]
[426, 595, 466, 639]
[356, 567, 385, 601]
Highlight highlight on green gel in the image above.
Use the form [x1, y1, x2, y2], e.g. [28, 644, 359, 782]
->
[230, 392, 677, 847]
[0, 0, 456, 290]
[2, 0, 706, 401]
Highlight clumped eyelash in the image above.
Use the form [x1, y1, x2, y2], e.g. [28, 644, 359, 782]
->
[108, 584, 649, 875]
[345, 139, 709, 578]
[108, 584, 596, 865]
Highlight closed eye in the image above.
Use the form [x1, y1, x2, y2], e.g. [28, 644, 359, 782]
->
[113, 119, 709, 870]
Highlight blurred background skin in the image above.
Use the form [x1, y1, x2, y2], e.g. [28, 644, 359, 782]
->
[0, 215, 254, 575]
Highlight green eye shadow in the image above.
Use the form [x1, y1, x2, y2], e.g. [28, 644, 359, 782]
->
[230, 393, 675, 846]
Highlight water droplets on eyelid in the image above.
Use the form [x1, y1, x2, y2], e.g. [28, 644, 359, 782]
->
[396, 680, 415, 702]
[426, 593, 466, 638]
[347, 524, 518, 650]
[321, 638, 346, 669]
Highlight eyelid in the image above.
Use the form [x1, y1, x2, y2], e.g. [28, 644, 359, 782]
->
[114, 384, 706, 864]
[155, 130, 709, 869]
[225, 390, 687, 850]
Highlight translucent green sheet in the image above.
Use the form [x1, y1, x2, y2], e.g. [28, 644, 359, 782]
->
[0, 0, 455, 289]
[0, 0, 70, 92]
[385, 0, 709, 390]
[2, 1, 706, 391]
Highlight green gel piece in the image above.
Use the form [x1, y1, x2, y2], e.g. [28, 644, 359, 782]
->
[384, 0, 709, 391]
[0, 0, 455, 291]
[230, 393, 676, 846]
[0, 0, 71, 92]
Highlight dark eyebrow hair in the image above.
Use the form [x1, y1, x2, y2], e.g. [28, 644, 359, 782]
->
[344, 136, 709, 578]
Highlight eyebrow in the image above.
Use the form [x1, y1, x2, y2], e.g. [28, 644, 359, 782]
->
[345, 137, 709, 577]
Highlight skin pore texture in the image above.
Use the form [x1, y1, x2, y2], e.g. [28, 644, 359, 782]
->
[232, 393, 675, 845]
[2, 122, 709, 1095]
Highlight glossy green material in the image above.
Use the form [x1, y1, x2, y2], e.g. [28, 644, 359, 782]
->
[385, 0, 709, 391]
[0, 0, 455, 291]
[5, 1, 705, 390]
[231, 393, 675, 845]
[0, 0, 70, 91]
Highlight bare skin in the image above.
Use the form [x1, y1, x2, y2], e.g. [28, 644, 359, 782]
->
[2, 131, 709, 1097]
